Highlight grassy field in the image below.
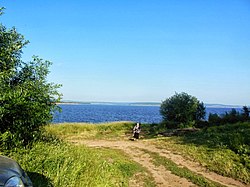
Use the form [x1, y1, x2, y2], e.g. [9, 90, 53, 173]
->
[1, 121, 250, 186]
[45, 121, 135, 141]
[6, 139, 155, 187]
[46, 121, 250, 184]
[143, 149, 225, 187]
[150, 123, 250, 184]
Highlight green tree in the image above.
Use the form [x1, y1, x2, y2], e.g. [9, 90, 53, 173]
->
[0, 8, 62, 145]
[242, 106, 249, 121]
[160, 92, 206, 128]
[208, 113, 221, 125]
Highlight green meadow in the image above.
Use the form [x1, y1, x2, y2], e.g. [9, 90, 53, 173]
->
[1, 121, 249, 186]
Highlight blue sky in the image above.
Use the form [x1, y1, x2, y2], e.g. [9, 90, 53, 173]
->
[1, 0, 250, 105]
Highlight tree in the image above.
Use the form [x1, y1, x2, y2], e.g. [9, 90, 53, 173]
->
[160, 92, 206, 128]
[0, 8, 62, 145]
[242, 106, 249, 121]
[208, 113, 221, 125]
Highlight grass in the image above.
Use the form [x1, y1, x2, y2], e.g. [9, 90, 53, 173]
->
[45, 121, 167, 141]
[142, 149, 225, 187]
[6, 140, 155, 187]
[150, 122, 250, 184]
[45, 121, 250, 184]
[45, 121, 135, 141]
[1, 121, 250, 186]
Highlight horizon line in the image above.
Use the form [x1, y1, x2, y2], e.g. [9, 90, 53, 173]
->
[59, 100, 246, 107]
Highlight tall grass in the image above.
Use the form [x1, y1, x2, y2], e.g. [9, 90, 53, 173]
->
[45, 121, 135, 140]
[143, 149, 225, 187]
[2, 121, 249, 186]
[7, 140, 154, 187]
[152, 122, 250, 184]
[45, 121, 167, 141]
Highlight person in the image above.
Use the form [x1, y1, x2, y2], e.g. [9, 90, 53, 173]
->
[133, 122, 141, 140]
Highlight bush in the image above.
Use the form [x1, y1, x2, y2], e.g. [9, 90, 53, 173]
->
[208, 113, 222, 125]
[160, 92, 205, 128]
[0, 8, 61, 146]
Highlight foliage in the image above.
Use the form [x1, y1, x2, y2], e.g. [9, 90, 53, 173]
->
[4, 140, 154, 187]
[143, 149, 224, 187]
[0, 7, 4, 15]
[10, 121, 250, 185]
[208, 106, 250, 125]
[208, 113, 221, 124]
[155, 122, 250, 183]
[46, 121, 250, 184]
[200, 122, 250, 157]
[0, 8, 61, 146]
[160, 92, 205, 128]
[242, 106, 250, 120]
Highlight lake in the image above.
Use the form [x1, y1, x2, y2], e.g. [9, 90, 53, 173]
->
[52, 104, 242, 124]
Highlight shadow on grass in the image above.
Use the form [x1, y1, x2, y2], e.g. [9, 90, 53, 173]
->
[141, 122, 250, 156]
[140, 123, 171, 139]
[179, 122, 250, 151]
[27, 172, 53, 187]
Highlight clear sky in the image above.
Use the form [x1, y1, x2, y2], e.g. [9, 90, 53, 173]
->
[1, 0, 250, 105]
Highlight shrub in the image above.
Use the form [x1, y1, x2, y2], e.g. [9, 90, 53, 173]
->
[0, 8, 61, 146]
[160, 92, 205, 128]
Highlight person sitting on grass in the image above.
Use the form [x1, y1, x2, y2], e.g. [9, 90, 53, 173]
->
[133, 122, 141, 140]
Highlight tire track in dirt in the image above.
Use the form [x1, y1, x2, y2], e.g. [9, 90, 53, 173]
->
[119, 144, 196, 187]
[69, 139, 247, 187]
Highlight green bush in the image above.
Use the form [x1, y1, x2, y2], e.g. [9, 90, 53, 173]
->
[160, 92, 205, 128]
[0, 8, 61, 146]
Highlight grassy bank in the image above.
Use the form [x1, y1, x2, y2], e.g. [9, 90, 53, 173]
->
[46, 121, 250, 184]
[151, 122, 250, 184]
[45, 121, 165, 141]
[1, 121, 249, 186]
[45, 121, 135, 141]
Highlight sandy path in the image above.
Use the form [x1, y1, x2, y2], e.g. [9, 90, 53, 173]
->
[70, 139, 247, 187]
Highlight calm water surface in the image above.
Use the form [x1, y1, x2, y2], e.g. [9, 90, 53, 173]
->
[53, 104, 161, 124]
[53, 104, 242, 124]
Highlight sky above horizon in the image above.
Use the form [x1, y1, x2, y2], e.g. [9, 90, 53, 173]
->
[1, 0, 250, 105]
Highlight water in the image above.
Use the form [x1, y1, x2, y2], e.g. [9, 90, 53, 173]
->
[52, 104, 242, 124]
[53, 104, 162, 124]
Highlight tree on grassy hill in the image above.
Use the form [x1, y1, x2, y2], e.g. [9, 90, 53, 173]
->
[160, 92, 205, 128]
[0, 8, 62, 146]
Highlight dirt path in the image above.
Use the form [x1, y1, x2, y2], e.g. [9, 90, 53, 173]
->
[69, 139, 247, 187]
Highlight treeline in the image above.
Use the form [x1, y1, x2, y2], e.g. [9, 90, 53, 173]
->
[197, 106, 250, 128]
[160, 92, 249, 129]
[208, 106, 250, 126]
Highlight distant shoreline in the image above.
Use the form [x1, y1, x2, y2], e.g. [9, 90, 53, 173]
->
[56, 102, 243, 108]
[56, 102, 91, 105]
[57, 102, 161, 106]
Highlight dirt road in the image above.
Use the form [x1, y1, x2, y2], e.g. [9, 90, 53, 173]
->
[70, 139, 247, 187]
